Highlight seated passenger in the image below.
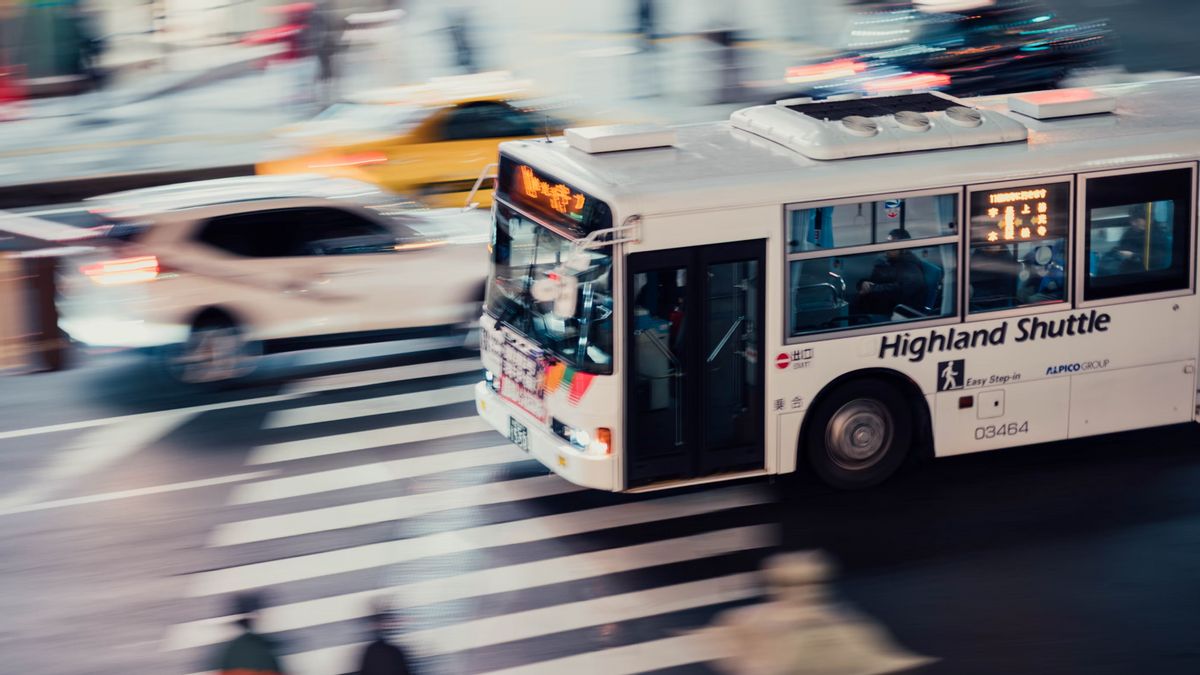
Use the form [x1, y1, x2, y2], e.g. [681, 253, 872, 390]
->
[856, 229, 929, 316]
[1111, 206, 1172, 273]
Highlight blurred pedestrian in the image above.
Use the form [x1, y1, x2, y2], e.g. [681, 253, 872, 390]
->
[356, 601, 414, 675]
[635, 0, 657, 52]
[312, 3, 346, 106]
[211, 592, 286, 675]
[445, 7, 477, 73]
[632, 0, 661, 98]
[73, 3, 106, 89]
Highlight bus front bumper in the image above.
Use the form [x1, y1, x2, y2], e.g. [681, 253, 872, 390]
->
[474, 382, 615, 492]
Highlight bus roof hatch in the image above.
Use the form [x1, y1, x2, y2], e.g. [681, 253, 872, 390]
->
[565, 124, 677, 154]
[729, 91, 1028, 161]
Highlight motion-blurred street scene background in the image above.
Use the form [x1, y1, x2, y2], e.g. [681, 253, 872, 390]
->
[4, 2, 1200, 675]
[2, 0, 1196, 186]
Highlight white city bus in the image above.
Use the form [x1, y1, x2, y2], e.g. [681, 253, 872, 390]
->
[474, 78, 1200, 492]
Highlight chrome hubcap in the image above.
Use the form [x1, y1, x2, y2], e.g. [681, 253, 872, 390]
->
[825, 399, 893, 471]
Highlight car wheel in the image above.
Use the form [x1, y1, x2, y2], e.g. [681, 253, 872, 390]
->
[164, 315, 259, 385]
[805, 379, 912, 490]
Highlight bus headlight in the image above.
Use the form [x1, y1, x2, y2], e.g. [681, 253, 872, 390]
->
[552, 419, 611, 455]
[483, 369, 500, 393]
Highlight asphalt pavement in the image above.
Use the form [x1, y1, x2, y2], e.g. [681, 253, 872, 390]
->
[2, 325, 1199, 674]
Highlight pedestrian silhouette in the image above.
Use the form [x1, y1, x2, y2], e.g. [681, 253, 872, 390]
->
[356, 601, 414, 674]
[446, 8, 477, 73]
[940, 362, 957, 391]
[211, 592, 286, 675]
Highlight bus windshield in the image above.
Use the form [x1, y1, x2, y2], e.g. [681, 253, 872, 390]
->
[485, 201, 614, 374]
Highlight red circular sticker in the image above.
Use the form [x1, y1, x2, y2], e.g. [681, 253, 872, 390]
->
[776, 353, 790, 370]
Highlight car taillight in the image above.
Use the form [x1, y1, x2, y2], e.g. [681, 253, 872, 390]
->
[863, 72, 952, 94]
[79, 255, 164, 286]
[785, 58, 867, 84]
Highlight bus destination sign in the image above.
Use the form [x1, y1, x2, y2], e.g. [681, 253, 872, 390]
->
[516, 164, 587, 217]
[980, 187, 1052, 242]
[498, 157, 613, 237]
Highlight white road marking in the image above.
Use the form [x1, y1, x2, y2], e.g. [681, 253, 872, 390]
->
[0, 409, 198, 512]
[164, 525, 774, 651]
[477, 634, 731, 675]
[272, 573, 759, 675]
[247, 415, 496, 465]
[0, 393, 302, 442]
[411, 572, 759, 655]
[228, 444, 526, 504]
[0, 471, 275, 517]
[208, 474, 582, 546]
[14, 205, 87, 217]
[185, 485, 769, 597]
[264, 383, 476, 429]
[0, 357, 480, 442]
[283, 356, 481, 395]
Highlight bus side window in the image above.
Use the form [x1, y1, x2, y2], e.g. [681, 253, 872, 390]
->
[966, 180, 1070, 313]
[788, 242, 957, 336]
[1082, 166, 1193, 301]
[787, 194, 956, 254]
[787, 191, 960, 338]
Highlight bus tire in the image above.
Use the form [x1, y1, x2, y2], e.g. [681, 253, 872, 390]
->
[805, 379, 912, 490]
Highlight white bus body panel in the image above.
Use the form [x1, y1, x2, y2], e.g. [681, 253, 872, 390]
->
[488, 78, 1200, 491]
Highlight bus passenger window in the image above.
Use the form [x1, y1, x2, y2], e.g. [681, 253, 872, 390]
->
[788, 193, 957, 253]
[967, 181, 1069, 313]
[787, 191, 959, 338]
[789, 241, 957, 336]
[1083, 167, 1193, 301]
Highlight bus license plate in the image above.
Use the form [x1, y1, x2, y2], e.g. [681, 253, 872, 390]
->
[508, 417, 529, 452]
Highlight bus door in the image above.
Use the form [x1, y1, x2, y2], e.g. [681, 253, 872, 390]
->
[626, 240, 765, 487]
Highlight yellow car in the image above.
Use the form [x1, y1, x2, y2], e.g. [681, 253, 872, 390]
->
[257, 74, 569, 208]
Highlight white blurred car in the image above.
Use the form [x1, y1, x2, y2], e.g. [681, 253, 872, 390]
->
[58, 175, 489, 383]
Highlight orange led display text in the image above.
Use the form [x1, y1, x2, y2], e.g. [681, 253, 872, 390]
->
[518, 165, 587, 217]
[979, 186, 1055, 243]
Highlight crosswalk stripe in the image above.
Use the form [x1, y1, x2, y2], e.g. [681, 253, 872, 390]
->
[185, 485, 769, 597]
[477, 633, 730, 675]
[0, 356, 478, 442]
[228, 444, 527, 505]
[284, 357, 480, 395]
[411, 571, 759, 655]
[163, 525, 774, 651]
[247, 415, 496, 465]
[264, 383, 477, 429]
[208, 474, 584, 546]
[274, 573, 760, 675]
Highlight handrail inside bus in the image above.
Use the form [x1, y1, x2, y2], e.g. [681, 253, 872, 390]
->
[707, 316, 745, 364]
[463, 162, 499, 212]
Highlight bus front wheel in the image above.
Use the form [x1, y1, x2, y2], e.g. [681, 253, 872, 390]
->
[805, 380, 912, 489]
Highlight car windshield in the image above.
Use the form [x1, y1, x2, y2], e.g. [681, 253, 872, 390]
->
[485, 201, 613, 374]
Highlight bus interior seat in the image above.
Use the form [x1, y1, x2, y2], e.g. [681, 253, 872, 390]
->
[792, 272, 848, 331]
[918, 258, 943, 314]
